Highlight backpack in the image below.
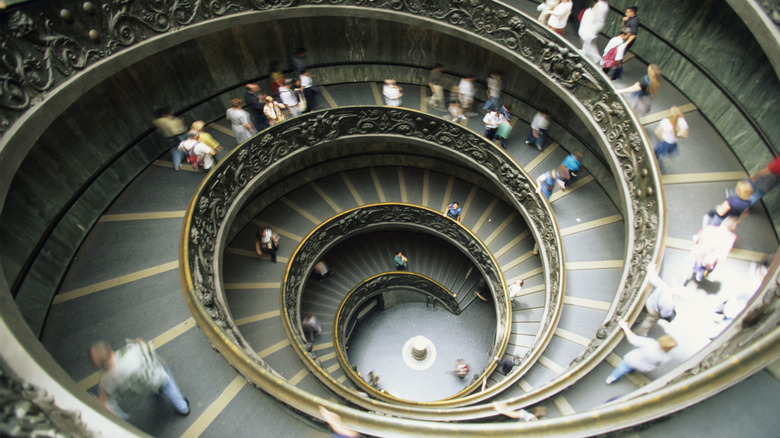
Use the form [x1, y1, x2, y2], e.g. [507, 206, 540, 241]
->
[601, 44, 621, 68]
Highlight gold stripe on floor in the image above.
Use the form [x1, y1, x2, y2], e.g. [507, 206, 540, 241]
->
[318, 352, 337, 362]
[639, 102, 697, 125]
[563, 295, 611, 311]
[209, 123, 234, 137]
[224, 247, 262, 259]
[54, 261, 179, 304]
[538, 355, 566, 374]
[326, 363, 341, 373]
[422, 170, 430, 207]
[289, 368, 310, 386]
[280, 197, 321, 225]
[518, 267, 543, 279]
[369, 82, 384, 105]
[518, 379, 534, 392]
[554, 327, 591, 346]
[252, 220, 303, 242]
[336, 374, 347, 384]
[79, 317, 196, 390]
[223, 282, 280, 290]
[622, 52, 636, 63]
[441, 176, 455, 212]
[99, 211, 185, 222]
[369, 168, 387, 202]
[460, 186, 478, 221]
[605, 353, 651, 386]
[257, 339, 289, 358]
[180, 375, 247, 438]
[484, 211, 518, 245]
[501, 252, 535, 272]
[340, 172, 364, 205]
[524, 142, 559, 173]
[472, 198, 499, 233]
[661, 171, 747, 185]
[419, 86, 427, 112]
[312, 342, 333, 352]
[152, 160, 202, 172]
[235, 310, 281, 326]
[665, 237, 771, 262]
[549, 175, 595, 202]
[560, 214, 623, 236]
[553, 395, 577, 415]
[398, 168, 408, 203]
[310, 182, 342, 213]
[494, 230, 530, 259]
[506, 283, 544, 297]
[319, 86, 338, 108]
[566, 260, 624, 270]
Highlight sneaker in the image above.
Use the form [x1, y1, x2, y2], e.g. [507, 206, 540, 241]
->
[605, 376, 616, 385]
[174, 165, 181, 171]
[179, 398, 191, 416]
[272, 256, 278, 264]
[556, 179, 566, 190]
[537, 144, 542, 151]
[459, 115, 467, 120]
[525, 141, 531, 146]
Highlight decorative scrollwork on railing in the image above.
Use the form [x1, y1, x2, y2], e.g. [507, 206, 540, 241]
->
[0, 357, 92, 438]
[182, 106, 564, 409]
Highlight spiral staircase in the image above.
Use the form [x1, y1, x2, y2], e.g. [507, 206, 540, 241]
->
[1, 0, 779, 437]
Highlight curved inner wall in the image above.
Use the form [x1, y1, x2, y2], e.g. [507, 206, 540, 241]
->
[1, 13, 604, 308]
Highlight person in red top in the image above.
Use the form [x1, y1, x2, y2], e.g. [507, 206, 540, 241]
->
[745, 156, 780, 205]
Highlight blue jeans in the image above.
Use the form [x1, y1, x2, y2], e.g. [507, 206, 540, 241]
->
[482, 97, 499, 112]
[526, 128, 544, 149]
[538, 171, 555, 200]
[161, 369, 189, 414]
[167, 134, 186, 170]
[608, 360, 634, 382]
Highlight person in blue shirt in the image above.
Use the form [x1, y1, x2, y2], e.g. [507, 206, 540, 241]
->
[444, 201, 462, 222]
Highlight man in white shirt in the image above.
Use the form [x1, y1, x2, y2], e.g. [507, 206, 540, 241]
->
[178, 131, 215, 170]
[458, 74, 476, 115]
[278, 79, 300, 116]
[601, 28, 631, 80]
[481, 71, 503, 112]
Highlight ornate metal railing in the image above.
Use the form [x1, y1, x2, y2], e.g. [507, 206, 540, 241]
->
[183, 106, 566, 413]
[331, 271, 469, 400]
[283, 205, 510, 405]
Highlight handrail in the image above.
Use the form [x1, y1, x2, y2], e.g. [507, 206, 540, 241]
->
[280, 204, 513, 407]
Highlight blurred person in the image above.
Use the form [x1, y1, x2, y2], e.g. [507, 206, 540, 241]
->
[536, 0, 558, 27]
[600, 27, 631, 80]
[454, 359, 470, 378]
[427, 64, 446, 109]
[578, 0, 609, 62]
[494, 356, 515, 375]
[457, 74, 476, 115]
[508, 279, 524, 300]
[743, 156, 780, 206]
[226, 98, 255, 144]
[653, 106, 689, 159]
[556, 151, 583, 190]
[448, 88, 466, 122]
[255, 227, 279, 263]
[269, 60, 284, 97]
[689, 216, 739, 283]
[494, 103, 512, 149]
[300, 70, 318, 112]
[605, 320, 677, 384]
[302, 313, 322, 342]
[633, 268, 678, 336]
[190, 121, 222, 157]
[494, 402, 546, 421]
[264, 95, 287, 126]
[278, 78, 301, 117]
[616, 64, 662, 117]
[90, 339, 190, 418]
[473, 279, 491, 302]
[543, 0, 573, 36]
[383, 79, 403, 107]
[244, 83, 270, 131]
[525, 109, 550, 151]
[703, 180, 754, 227]
[394, 251, 408, 270]
[482, 71, 503, 112]
[621, 6, 639, 52]
[444, 201, 462, 222]
[178, 130, 216, 170]
[313, 260, 334, 281]
[153, 107, 188, 171]
[291, 47, 307, 78]
[318, 406, 360, 438]
[483, 109, 502, 141]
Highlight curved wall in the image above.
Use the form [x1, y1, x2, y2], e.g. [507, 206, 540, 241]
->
[1, 12, 608, 333]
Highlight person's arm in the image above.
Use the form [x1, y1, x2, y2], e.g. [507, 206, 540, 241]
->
[616, 82, 642, 94]
[318, 407, 359, 438]
[456, 213, 461, 223]
[271, 233, 279, 246]
[715, 200, 731, 217]
[625, 32, 637, 46]
[255, 239, 263, 256]
[493, 402, 526, 419]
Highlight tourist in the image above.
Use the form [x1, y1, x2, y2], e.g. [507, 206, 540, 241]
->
[178, 130, 216, 170]
[544, 0, 573, 36]
[302, 313, 322, 342]
[383, 79, 403, 107]
[226, 98, 255, 144]
[578, 0, 609, 62]
[427, 64, 445, 109]
[255, 227, 279, 263]
[394, 251, 408, 270]
[653, 106, 689, 159]
[244, 83, 270, 131]
[689, 216, 739, 283]
[152, 107, 188, 171]
[90, 339, 190, 418]
[482, 71, 503, 112]
[616, 64, 662, 117]
[605, 320, 677, 384]
[264, 96, 287, 126]
[444, 201, 462, 222]
[525, 109, 550, 151]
